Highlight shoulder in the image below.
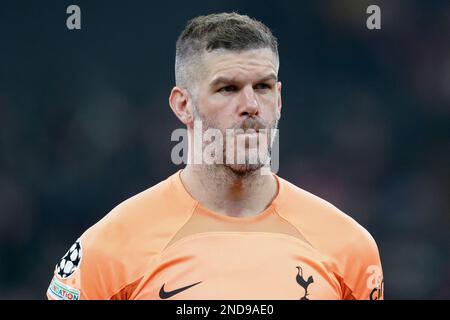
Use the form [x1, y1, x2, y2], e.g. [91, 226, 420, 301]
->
[82, 171, 195, 260]
[274, 176, 384, 299]
[47, 171, 196, 299]
[276, 177, 374, 241]
[274, 176, 381, 273]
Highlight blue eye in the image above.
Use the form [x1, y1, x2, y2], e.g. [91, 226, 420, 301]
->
[255, 83, 271, 90]
[219, 85, 238, 93]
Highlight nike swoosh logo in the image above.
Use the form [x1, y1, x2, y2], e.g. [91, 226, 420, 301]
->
[159, 281, 202, 299]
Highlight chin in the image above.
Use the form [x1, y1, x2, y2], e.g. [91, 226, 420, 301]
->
[224, 163, 264, 176]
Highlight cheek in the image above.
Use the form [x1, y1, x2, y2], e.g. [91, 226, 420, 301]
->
[198, 96, 236, 128]
[258, 92, 279, 114]
[211, 92, 238, 107]
[207, 94, 238, 114]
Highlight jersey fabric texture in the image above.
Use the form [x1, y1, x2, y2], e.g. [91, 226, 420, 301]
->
[47, 170, 384, 300]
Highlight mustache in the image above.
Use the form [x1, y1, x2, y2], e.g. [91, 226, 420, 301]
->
[232, 117, 268, 132]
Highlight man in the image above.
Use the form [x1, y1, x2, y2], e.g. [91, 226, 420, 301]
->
[47, 12, 384, 300]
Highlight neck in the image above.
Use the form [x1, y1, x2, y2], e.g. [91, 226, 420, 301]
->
[180, 164, 278, 218]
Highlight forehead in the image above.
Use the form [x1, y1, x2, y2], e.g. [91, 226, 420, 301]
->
[201, 48, 279, 82]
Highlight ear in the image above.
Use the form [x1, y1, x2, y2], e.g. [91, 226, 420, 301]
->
[276, 81, 282, 119]
[169, 86, 194, 125]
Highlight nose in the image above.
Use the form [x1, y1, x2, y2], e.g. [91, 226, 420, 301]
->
[238, 85, 259, 117]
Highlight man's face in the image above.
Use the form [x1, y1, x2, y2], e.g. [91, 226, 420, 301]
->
[190, 48, 282, 175]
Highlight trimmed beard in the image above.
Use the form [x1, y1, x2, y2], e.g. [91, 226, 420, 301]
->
[191, 102, 279, 176]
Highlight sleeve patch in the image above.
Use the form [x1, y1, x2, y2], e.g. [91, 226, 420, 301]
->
[47, 277, 80, 300]
[55, 238, 82, 279]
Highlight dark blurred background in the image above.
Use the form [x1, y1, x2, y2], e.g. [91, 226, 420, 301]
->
[0, 0, 449, 299]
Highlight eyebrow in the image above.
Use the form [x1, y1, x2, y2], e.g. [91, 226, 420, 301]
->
[209, 73, 278, 87]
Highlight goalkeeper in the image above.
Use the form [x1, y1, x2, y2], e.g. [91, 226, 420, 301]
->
[47, 12, 383, 300]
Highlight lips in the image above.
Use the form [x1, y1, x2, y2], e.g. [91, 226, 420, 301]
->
[238, 118, 265, 132]
[235, 129, 260, 136]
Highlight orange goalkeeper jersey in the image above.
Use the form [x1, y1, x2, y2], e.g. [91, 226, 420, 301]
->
[47, 170, 384, 300]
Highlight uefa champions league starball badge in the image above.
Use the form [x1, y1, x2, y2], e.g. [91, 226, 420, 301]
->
[55, 238, 82, 279]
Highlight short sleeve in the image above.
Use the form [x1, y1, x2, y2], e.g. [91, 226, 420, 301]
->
[342, 229, 384, 300]
[46, 236, 114, 300]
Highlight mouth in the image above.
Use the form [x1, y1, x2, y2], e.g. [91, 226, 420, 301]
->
[236, 129, 259, 136]
[238, 118, 265, 133]
[242, 126, 262, 133]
